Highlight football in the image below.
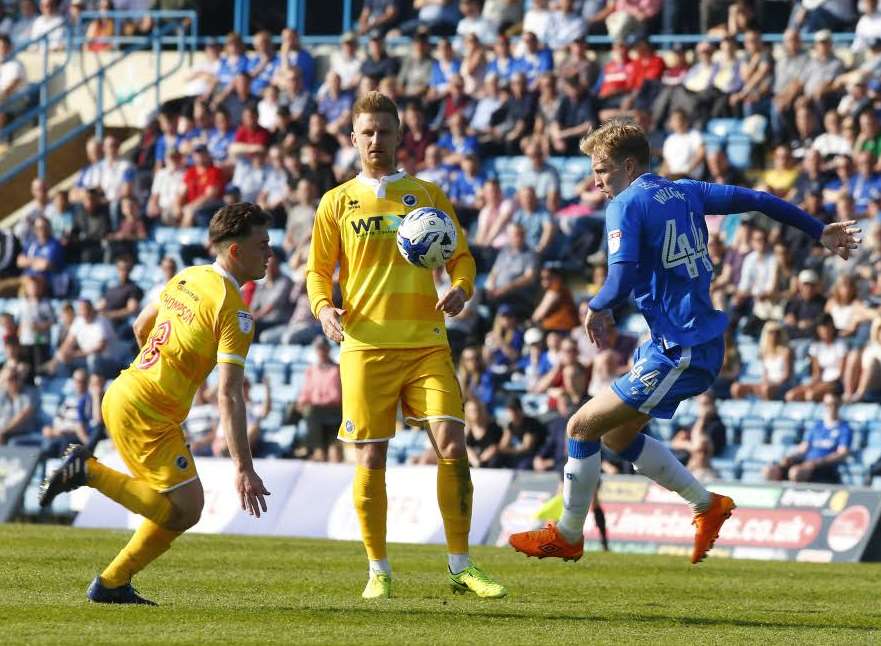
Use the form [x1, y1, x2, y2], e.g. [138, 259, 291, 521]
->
[395, 207, 458, 270]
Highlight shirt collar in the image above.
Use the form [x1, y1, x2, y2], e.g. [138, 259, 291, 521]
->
[212, 261, 241, 292]
[355, 169, 406, 198]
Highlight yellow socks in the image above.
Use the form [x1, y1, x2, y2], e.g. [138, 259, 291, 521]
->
[100, 519, 181, 588]
[353, 465, 388, 561]
[86, 458, 174, 527]
[437, 457, 473, 555]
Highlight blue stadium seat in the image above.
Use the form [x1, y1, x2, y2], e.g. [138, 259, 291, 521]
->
[740, 468, 765, 483]
[153, 227, 181, 245]
[717, 399, 752, 421]
[706, 118, 742, 139]
[746, 400, 784, 424]
[865, 425, 881, 448]
[781, 401, 818, 422]
[770, 426, 800, 446]
[273, 384, 300, 406]
[862, 447, 881, 467]
[650, 418, 675, 441]
[701, 133, 723, 154]
[726, 134, 753, 170]
[259, 424, 299, 458]
[521, 393, 550, 417]
[740, 425, 767, 446]
[258, 410, 283, 432]
[262, 362, 289, 386]
[39, 377, 66, 395]
[40, 393, 61, 420]
[268, 228, 285, 248]
[711, 444, 740, 480]
[841, 403, 881, 424]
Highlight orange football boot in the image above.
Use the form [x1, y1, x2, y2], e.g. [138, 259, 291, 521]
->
[691, 493, 736, 564]
[509, 522, 584, 562]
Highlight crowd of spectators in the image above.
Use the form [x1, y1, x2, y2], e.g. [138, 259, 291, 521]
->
[4, 0, 881, 485]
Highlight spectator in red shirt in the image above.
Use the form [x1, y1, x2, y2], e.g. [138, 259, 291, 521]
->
[596, 39, 639, 120]
[179, 145, 224, 228]
[228, 104, 271, 161]
[630, 38, 665, 101]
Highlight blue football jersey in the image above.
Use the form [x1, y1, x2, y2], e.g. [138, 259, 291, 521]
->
[605, 173, 728, 348]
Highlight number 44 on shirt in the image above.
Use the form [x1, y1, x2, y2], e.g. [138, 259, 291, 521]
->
[661, 213, 712, 280]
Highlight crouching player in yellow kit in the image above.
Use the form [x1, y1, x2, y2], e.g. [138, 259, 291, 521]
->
[307, 92, 506, 600]
[39, 203, 273, 605]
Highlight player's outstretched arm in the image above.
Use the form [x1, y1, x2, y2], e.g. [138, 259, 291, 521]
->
[132, 302, 158, 348]
[217, 362, 271, 518]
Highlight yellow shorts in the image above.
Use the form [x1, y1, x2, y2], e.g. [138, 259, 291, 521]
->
[101, 378, 198, 493]
[338, 346, 464, 443]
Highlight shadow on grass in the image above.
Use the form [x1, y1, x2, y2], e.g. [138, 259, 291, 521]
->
[268, 605, 880, 633]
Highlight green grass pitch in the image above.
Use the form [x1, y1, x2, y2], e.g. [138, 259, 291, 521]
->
[1, 524, 880, 645]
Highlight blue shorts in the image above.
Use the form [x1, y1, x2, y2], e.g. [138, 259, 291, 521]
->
[611, 336, 725, 419]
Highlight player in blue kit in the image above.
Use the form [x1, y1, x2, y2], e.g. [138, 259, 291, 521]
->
[510, 120, 862, 564]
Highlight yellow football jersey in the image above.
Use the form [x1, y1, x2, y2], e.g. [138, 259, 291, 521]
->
[306, 172, 476, 352]
[114, 263, 255, 424]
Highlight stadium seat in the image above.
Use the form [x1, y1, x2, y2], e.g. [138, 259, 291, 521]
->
[740, 426, 767, 446]
[706, 118, 742, 139]
[780, 401, 818, 422]
[770, 426, 799, 446]
[840, 403, 881, 425]
[521, 393, 550, 417]
[650, 418, 675, 441]
[862, 447, 881, 468]
[746, 400, 784, 424]
[268, 228, 285, 248]
[717, 399, 752, 421]
[40, 392, 61, 415]
[865, 425, 881, 448]
[726, 134, 753, 170]
[701, 133, 723, 154]
[740, 468, 765, 483]
[262, 362, 289, 386]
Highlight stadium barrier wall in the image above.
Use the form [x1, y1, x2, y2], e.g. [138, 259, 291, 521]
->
[0, 447, 42, 522]
[488, 472, 881, 564]
[72, 455, 881, 562]
[74, 454, 512, 547]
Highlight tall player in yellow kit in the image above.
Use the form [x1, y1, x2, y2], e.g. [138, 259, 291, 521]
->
[307, 92, 506, 600]
[39, 203, 273, 605]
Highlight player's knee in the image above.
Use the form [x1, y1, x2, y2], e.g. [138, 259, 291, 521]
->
[166, 501, 203, 531]
[566, 414, 598, 441]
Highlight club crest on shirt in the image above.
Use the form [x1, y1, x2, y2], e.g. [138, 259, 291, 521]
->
[237, 311, 253, 334]
[176, 455, 189, 470]
[402, 194, 418, 207]
[608, 229, 622, 254]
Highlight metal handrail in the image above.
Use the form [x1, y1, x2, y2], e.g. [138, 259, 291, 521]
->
[0, 10, 197, 186]
[2, 22, 75, 127]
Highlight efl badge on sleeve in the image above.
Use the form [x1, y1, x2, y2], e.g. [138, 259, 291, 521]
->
[237, 311, 254, 334]
[608, 229, 622, 254]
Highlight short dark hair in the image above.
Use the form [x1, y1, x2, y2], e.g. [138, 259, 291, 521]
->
[208, 202, 271, 245]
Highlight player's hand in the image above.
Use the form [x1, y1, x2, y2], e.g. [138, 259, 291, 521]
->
[235, 468, 271, 518]
[436, 286, 466, 316]
[584, 307, 615, 349]
[821, 220, 862, 260]
[318, 306, 346, 343]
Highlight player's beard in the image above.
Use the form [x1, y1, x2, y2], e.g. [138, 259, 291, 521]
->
[363, 148, 397, 177]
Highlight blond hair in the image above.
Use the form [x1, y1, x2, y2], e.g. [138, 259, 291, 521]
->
[580, 119, 650, 166]
[352, 91, 400, 127]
